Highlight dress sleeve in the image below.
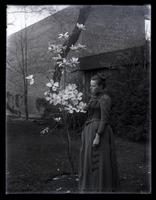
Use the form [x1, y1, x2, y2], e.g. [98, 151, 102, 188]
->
[97, 94, 111, 135]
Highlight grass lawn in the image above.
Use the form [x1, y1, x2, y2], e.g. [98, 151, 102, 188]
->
[6, 119, 151, 193]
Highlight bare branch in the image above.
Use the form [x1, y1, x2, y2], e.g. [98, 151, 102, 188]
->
[7, 6, 56, 14]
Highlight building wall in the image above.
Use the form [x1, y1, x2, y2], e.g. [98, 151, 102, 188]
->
[72, 5, 146, 57]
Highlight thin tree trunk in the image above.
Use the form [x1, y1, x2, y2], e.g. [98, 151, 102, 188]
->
[66, 125, 75, 174]
[62, 111, 75, 174]
[24, 84, 29, 120]
[21, 11, 29, 120]
[24, 18, 29, 120]
[23, 72, 29, 120]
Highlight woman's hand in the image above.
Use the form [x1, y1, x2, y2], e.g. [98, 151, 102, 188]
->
[92, 133, 100, 147]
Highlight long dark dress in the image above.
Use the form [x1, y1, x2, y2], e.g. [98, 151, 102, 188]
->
[79, 92, 119, 192]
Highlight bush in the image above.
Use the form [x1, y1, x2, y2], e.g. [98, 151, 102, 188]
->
[109, 63, 150, 142]
[36, 97, 47, 113]
[36, 97, 58, 117]
[35, 97, 63, 128]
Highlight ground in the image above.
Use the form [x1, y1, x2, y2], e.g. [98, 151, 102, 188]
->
[6, 119, 151, 194]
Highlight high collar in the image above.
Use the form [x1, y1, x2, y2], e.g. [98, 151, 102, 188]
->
[92, 88, 108, 98]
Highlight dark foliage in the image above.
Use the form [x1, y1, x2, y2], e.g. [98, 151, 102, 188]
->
[109, 63, 150, 142]
[66, 112, 87, 133]
[36, 97, 58, 117]
[6, 92, 21, 116]
[35, 97, 62, 128]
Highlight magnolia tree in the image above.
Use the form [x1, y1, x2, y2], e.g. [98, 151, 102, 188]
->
[26, 23, 87, 174]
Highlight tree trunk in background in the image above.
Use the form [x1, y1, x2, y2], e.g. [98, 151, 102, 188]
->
[24, 83, 29, 120]
[24, 16, 29, 120]
[53, 5, 92, 83]
[22, 69, 29, 120]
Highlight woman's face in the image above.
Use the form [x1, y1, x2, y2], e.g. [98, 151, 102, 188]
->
[90, 80, 99, 94]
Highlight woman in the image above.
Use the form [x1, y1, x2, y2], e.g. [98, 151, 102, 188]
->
[79, 72, 119, 192]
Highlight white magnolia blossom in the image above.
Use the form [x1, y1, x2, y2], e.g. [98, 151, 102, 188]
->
[52, 54, 62, 61]
[73, 89, 78, 95]
[57, 57, 79, 68]
[29, 79, 34, 85]
[57, 58, 71, 67]
[54, 117, 61, 122]
[70, 44, 86, 51]
[58, 32, 69, 39]
[66, 83, 77, 91]
[49, 42, 81, 69]
[40, 127, 49, 135]
[70, 57, 80, 67]
[77, 102, 87, 113]
[52, 86, 57, 91]
[48, 43, 67, 54]
[44, 82, 86, 113]
[48, 46, 52, 51]
[46, 83, 53, 87]
[53, 82, 59, 87]
[44, 91, 49, 96]
[76, 23, 86, 30]
[26, 74, 33, 79]
[64, 104, 75, 113]
[70, 57, 79, 63]
[46, 80, 59, 92]
[70, 44, 79, 51]
[46, 79, 54, 87]
[77, 44, 86, 49]
[77, 92, 83, 100]
[45, 96, 51, 101]
[48, 44, 63, 54]
[26, 74, 34, 85]
[52, 82, 59, 91]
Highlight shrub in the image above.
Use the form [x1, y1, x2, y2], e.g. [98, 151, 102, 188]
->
[109, 63, 150, 142]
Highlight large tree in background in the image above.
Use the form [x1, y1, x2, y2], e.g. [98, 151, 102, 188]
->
[7, 12, 29, 119]
[7, 6, 58, 120]
[7, 6, 49, 120]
